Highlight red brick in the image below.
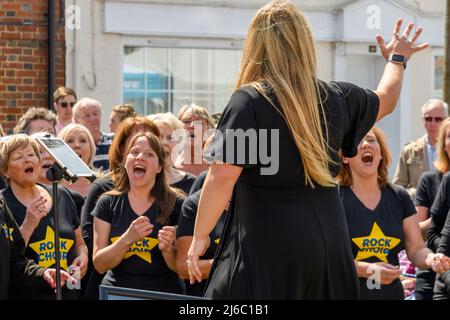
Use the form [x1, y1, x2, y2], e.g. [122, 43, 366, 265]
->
[1, 32, 21, 40]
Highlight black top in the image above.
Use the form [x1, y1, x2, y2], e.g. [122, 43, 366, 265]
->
[414, 170, 443, 210]
[203, 81, 379, 299]
[177, 190, 227, 296]
[81, 175, 115, 253]
[93, 193, 185, 294]
[171, 172, 196, 195]
[0, 177, 7, 191]
[65, 188, 85, 220]
[340, 185, 416, 300]
[0, 196, 48, 299]
[2, 184, 80, 299]
[189, 171, 208, 195]
[427, 172, 450, 252]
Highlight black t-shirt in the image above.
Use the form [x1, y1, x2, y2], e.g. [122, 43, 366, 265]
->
[171, 172, 196, 195]
[414, 170, 443, 211]
[0, 196, 48, 299]
[0, 177, 7, 191]
[2, 185, 80, 299]
[81, 175, 115, 252]
[340, 185, 416, 300]
[189, 171, 207, 195]
[93, 193, 185, 294]
[427, 172, 450, 252]
[176, 190, 227, 296]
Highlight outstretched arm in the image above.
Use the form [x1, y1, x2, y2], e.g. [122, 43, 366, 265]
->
[374, 19, 429, 121]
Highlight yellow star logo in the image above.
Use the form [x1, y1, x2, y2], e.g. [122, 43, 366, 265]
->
[2, 223, 14, 241]
[352, 222, 401, 263]
[214, 238, 220, 245]
[28, 226, 74, 270]
[111, 237, 159, 264]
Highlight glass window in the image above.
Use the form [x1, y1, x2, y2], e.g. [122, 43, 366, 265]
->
[123, 46, 242, 117]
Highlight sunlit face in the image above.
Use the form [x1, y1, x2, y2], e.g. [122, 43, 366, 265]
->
[180, 111, 209, 140]
[54, 95, 76, 122]
[108, 111, 121, 133]
[6, 144, 40, 186]
[28, 119, 55, 136]
[64, 128, 92, 165]
[423, 103, 446, 142]
[157, 123, 176, 156]
[344, 131, 382, 178]
[125, 136, 161, 189]
[76, 104, 101, 137]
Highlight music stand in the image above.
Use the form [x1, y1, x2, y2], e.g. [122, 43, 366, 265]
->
[36, 136, 97, 300]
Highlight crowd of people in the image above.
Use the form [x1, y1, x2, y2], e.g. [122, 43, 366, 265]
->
[1, 0, 450, 300]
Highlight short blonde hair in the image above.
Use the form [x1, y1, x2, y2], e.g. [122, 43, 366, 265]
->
[57, 123, 97, 167]
[434, 118, 450, 174]
[147, 112, 183, 131]
[177, 103, 215, 129]
[0, 134, 40, 176]
[337, 127, 392, 189]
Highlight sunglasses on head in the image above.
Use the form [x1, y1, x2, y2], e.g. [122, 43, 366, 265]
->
[424, 117, 444, 123]
[59, 101, 76, 108]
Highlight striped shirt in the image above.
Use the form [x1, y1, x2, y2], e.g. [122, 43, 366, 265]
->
[93, 132, 114, 172]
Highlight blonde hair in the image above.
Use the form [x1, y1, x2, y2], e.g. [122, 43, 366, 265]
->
[148, 112, 183, 131]
[434, 118, 450, 174]
[0, 134, 41, 177]
[112, 104, 136, 121]
[337, 127, 392, 189]
[57, 123, 97, 167]
[236, 0, 334, 187]
[178, 103, 215, 129]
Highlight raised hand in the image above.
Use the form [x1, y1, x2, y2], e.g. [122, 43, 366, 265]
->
[376, 18, 429, 61]
[123, 216, 153, 244]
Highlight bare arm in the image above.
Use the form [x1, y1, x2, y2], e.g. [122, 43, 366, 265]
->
[374, 19, 429, 121]
[69, 227, 89, 279]
[404, 214, 434, 269]
[187, 163, 242, 283]
[176, 236, 213, 279]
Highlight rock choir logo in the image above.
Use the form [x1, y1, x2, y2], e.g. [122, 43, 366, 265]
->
[111, 237, 159, 263]
[352, 222, 401, 262]
[28, 226, 74, 270]
[2, 223, 14, 242]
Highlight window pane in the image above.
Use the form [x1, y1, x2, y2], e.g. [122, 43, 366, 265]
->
[123, 91, 145, 115]
[146, 48, 169, 90]
[192, 49, 213, 92]
[171, 49, 192, 91]
[146, 92, 169, 115]
[435, 55, 444, 91]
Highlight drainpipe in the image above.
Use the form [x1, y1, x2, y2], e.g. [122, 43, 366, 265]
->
[48, 0, 56, 110]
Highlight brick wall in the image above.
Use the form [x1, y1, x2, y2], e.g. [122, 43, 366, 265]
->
[0, 1, 65, 134]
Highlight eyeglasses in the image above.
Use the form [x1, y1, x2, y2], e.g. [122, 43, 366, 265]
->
[424, 117, 444, 123]
[59, 102, 76, 108]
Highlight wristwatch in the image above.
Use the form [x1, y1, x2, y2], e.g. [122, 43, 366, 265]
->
[388, 53, 407, 69]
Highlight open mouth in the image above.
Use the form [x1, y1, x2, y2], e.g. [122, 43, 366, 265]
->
[133, 164, 146, 178]
[41, 163, 53, 170]
[361, 152, 374, 166]
[24, 165, 34, 174]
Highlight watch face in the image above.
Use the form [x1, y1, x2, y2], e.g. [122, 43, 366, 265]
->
[391, 54, 406, 63]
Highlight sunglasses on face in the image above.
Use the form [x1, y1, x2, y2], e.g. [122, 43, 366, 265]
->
[424, 117, 444, 123]
[59, 101, 76, 108]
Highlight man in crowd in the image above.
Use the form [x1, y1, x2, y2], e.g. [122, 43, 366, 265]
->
[72, 98, 114, 171]
[393, 99, 448, 197]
